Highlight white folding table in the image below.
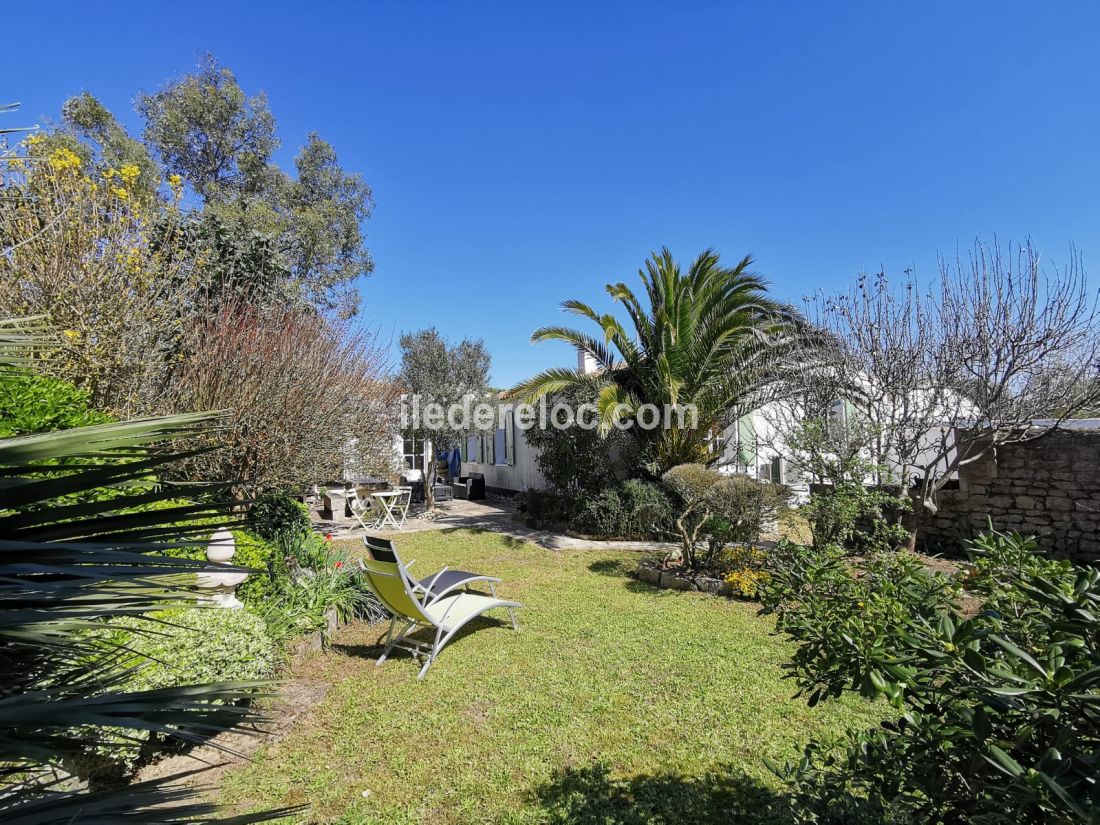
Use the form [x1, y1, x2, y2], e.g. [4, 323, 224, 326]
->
[370, 489, 406, 530]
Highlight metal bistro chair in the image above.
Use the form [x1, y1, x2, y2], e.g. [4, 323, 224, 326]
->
[348, 490, 379, 531]
[393, 485, 414, 527]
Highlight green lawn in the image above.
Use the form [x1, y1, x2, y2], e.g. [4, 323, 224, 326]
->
[220, 529, 881, 824]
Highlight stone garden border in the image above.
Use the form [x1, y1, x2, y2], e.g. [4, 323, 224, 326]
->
[635, 558, 736, 598]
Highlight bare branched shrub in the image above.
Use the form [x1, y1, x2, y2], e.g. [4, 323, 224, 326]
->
[806, 238, 1100, 547]
[166, 301, 398, 494]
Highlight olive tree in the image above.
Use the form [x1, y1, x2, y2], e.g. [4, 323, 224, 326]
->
[398, 327, 491, 509]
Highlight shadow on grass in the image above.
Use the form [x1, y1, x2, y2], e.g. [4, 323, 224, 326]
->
[587, 557, 635, 577]
[331, 615, 512, 663]
[532, 763, 798, 825]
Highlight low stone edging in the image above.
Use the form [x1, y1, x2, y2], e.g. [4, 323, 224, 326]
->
[636, 559, 735, 597]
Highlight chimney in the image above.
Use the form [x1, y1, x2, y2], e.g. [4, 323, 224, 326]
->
[577, 347, 599, 375]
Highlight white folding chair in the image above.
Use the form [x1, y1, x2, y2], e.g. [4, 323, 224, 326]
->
[394, 485, 413, 527]
[348, 491, 377, 530]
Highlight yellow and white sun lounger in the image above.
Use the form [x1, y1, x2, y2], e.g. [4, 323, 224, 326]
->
[358, 536, 521, 680]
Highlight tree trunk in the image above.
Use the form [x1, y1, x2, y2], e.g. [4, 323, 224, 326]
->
[423, 441, 435, 511]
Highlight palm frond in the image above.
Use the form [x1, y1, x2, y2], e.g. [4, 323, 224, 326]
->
[0, 402, 289, 822]
[0, 316, 55, 371]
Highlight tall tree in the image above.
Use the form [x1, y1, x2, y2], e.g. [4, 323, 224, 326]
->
[61, 92, 160, 197]
[399, 328, 491, 509]
[508, 248, 809, 474]
[136, 53, 278, 201]
[136, 54, 373, 314]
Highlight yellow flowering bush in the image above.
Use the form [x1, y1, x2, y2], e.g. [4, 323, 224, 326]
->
[721, 545, 771, 600]
[0, 136, 194, 416]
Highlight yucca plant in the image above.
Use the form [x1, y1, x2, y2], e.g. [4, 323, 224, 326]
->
[508, 248, 812, 472]
[0, 320, 296, 822]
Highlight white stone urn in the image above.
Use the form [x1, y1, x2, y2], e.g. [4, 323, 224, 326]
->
[196, 529, 248, 609]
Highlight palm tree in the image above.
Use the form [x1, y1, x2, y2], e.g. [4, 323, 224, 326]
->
[0, 319, 296, 822]
[508, 248, 808, 473]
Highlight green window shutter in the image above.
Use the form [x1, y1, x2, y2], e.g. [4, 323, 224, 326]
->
[504, 410, 515, 466]
[737, 416, 757, 467]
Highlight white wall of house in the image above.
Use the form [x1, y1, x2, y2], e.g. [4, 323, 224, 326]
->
[459, 404, 547, 493]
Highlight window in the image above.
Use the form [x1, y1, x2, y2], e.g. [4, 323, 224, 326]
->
[403, 436, 425, 470]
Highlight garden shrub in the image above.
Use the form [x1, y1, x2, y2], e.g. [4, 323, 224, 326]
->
[663, 464, 787, 571]
[760, 531, 1100, 823]
[575, 488, 628, 538]
[619, 478, 674, 539]
[86, 607, 278, 774]
[0, 369, 111, 437]
[704, 475, 789, 559]
[800, 483, 910, 555]
[522, 386, 637, 493]
[233, 530, 281, 605]
[721, 546, 770, 599]
[256, 531, 386, 640]
[520, 488, 583, 528]
[248, 490, 310, 542]
[111, 607, 278, 692]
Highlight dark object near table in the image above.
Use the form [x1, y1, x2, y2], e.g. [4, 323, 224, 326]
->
[400, 476, 425, 503]
[457, 472, 486, 501]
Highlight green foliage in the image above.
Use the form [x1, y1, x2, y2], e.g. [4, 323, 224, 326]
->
[61, 91, 160, 197]
[0, 405, 291, 821]
[135, 53, 372, 314]
[575, 488, 628, 538]
[785, 415, 910, 553]
[520, 487, 583, 528]
[509, 247, 811, 472]
[257, 532, 385, 641]
[620, 478, 675, 539]
[722, 546, 771, 600]
[248, 491, 310, 542]
[137, 53, 278, 201]
[521, 478, 672, 540]
[704, 475, 790, 558]
[398, 326, 491, 491]
[523, 386, 637, 493]
[0, 369, 111, 437]
[663, 464, 786, 570]
[800, 484, 909, 554]
[110, 607, 277, 693]
[233, 530, 281, 605]
[761, 532, 1100, 823]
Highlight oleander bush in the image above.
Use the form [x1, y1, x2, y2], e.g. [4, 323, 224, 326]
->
[760, 531, 1100, 823]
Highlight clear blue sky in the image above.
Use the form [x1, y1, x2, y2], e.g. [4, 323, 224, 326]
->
[7, 1, 1099, 386]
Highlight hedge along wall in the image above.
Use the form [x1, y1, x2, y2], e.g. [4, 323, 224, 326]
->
[923, 423, 1100, 563]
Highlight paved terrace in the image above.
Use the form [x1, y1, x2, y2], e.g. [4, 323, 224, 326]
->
[311, 495, 674, 553]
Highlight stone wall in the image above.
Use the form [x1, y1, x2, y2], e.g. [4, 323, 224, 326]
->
[923, 423, 1100, 562]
